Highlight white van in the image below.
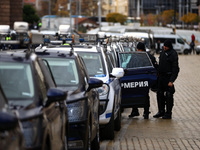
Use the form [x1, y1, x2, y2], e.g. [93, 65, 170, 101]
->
[124, 30, 154, 54]
[154, 33, 190, 54]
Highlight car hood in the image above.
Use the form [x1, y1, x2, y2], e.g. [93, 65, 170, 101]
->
[57, 87, 87, 104]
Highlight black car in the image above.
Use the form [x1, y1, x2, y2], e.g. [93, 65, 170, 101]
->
[0, 51, 68, 150]
[0, 84, 24, 150]
[35, 46, 103, 150]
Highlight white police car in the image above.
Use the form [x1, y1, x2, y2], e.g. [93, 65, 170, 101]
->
[73, 44, 124, 140]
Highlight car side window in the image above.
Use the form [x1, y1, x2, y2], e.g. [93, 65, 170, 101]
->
[38, 59, 55, 87]
[35, 61, 47, 101]
[177, 38, 184, 45]
[119, 52, 152, 69]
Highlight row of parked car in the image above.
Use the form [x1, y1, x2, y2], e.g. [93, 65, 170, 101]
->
[0, 33, 157, 150]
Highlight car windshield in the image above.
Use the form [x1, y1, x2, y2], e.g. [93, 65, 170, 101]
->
[119, 52, 152, 68]
[44, 58, 79, 86]
[0, 62, 34, 99]
[78, 52, 106, 77]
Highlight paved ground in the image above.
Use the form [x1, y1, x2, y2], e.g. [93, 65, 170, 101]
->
[100, 54, 200, 150]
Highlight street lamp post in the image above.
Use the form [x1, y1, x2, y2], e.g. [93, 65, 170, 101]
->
[69, 0, 72, 34]
[98, 0, 101, 31]
[174, 0, 177, 34]
[48, 0, 51, 29]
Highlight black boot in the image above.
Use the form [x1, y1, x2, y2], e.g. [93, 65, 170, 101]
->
[143, 112, 150, 119]
[143, 107, 150, 119]
[153, 111, 165, 118]
[162, 113, 172, 119]
[129, 108, 139, 118]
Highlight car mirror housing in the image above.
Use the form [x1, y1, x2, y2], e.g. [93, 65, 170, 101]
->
[110, 68, 124, 79]
[0, 111, 18, 131]
[46, 88, 67, 106]
[87, 77, 103, 91]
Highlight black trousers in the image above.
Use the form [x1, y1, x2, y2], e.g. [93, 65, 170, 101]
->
[131, 94, 150, 114]
[157, 75, 175, 114]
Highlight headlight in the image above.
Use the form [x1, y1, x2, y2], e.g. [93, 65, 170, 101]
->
[97, 84, 109, 96]
[67, 100, 87, 123]
[21, 118, 41, 148]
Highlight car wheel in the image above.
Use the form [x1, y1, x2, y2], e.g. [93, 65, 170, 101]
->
[184, 49, 189, 55]
[114, 107, 121, 131]
[100, 112, 114, 140]
[197, 52, 199, 55]
[91, 117, 100, 150]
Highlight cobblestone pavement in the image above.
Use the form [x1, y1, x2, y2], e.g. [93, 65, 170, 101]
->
[100, 55, 200, 150]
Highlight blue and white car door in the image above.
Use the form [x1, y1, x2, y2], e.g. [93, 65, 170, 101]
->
[105, 52, 121, 118]
[118, 52, 157, 108]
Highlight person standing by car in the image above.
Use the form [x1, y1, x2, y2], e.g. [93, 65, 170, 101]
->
[129, 42, 158, 119]
[153, 40, 179, 119]
[156, 40, 161, 54]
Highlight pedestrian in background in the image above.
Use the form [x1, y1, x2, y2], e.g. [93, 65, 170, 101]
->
[153, 40, 179, 119]
[129, 42, 158, 119]
[156, 40, 161, 54]
[191, 34, 195, 54]
[191, 34, 195, 42]
[190, 41, 195, 54]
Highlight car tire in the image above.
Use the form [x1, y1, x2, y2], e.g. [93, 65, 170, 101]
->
[100, 112, 115, 140]
[91, 117, 100, 150]
[197, 52, 199, 55]
[114, 107, 121, 131]
[184, 49, 189, 55]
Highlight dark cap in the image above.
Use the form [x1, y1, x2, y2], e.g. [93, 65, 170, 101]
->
[137, 42, 146, 51]
[164, 40, 173, 49]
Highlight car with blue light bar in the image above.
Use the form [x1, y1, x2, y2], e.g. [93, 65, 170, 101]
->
[0, 84, 24, 150]
[0, 51, 68, 150]
[65, 37, 124, 140]
[35, 45, 103, 150]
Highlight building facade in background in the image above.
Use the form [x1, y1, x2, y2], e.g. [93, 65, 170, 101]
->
[0, 0, 23, 28]
[102, 0, 129, 17]
[129, 0, 198, 20]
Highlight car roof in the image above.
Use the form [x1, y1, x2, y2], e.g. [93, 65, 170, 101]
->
[0, 50, 37, 62]
[38, 44, 99, 53]
[153, 33, 180, 38]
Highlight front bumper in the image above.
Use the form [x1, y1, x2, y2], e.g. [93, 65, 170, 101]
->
[68, 120, 88, 150]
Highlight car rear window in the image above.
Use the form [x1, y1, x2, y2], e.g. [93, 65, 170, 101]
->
[44, 58, 79, 86]
[78, 52, 106, 77]
[0, 62, 34, 99]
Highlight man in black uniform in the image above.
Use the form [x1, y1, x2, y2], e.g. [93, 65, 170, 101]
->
[153, 40, 179, 119]
[129, 42, 158, 119]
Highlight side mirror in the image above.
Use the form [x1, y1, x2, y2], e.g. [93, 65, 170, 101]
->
[0, 111, 18, 131]
[46, 88, 67, 106]
[87, 77, 103, 91]
[110, 68, 124, 79]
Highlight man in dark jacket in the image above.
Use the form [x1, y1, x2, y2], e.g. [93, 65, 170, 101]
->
[153, 40, 179, 119]
[128, 42, 158, 119]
